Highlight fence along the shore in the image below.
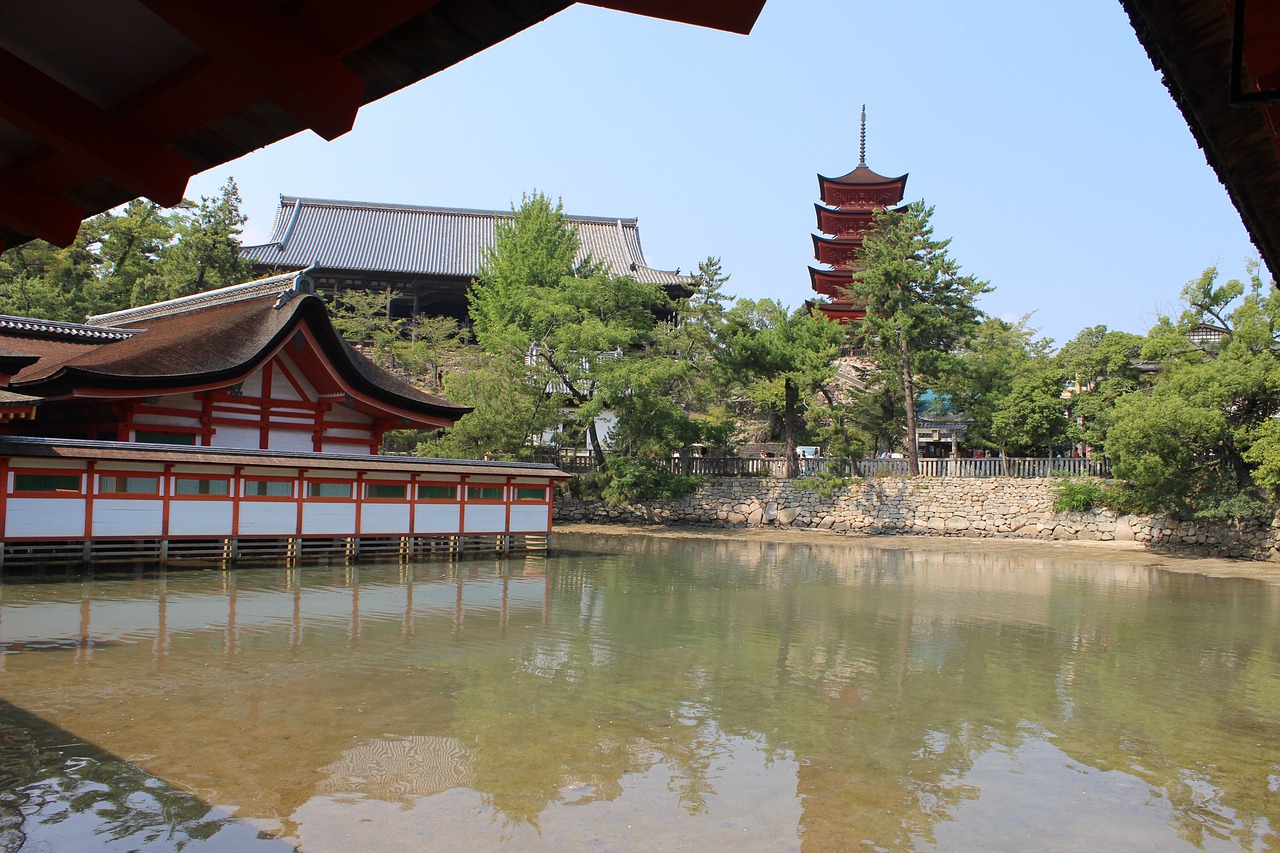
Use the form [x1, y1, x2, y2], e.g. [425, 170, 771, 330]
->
[551, 452, 1110, 479]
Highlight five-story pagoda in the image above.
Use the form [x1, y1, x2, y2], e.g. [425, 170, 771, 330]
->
[809, 108, 908, 323]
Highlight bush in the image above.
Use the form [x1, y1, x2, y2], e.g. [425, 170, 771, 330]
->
[1188, 489, 1271, 521]
[793, 470, 859, 499]
[1051, 478, 1104, 513]
[599, 458, 702, 506]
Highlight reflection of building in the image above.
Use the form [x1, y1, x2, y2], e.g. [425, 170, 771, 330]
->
[243, 197, 691, 322]
[809, 108, 909, 324]
[0, 271, 566, 565]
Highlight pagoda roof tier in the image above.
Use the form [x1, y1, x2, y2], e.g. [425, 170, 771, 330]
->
[819, 164, 908, 187]
[814, 204, 876, 235]
[818, 170, 908, 210]
[809, 266, 855, 300]
[812, 233, 863, 268]
[814, 302, 867, 325]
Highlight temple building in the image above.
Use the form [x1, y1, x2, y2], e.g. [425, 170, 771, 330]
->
[809, 109, 908, 324]
[242, 196, 691, 322]
[0, 270, 567, 567]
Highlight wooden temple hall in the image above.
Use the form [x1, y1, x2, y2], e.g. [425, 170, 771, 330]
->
[0, 272, 568, 568]
[243, 197, 693, 322]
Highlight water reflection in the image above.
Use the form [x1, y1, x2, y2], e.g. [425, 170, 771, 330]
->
[0, 535, 1276, 850]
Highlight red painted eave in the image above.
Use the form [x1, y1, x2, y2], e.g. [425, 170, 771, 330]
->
[581, 0, 765, 34]
[0, 0, 767, 252]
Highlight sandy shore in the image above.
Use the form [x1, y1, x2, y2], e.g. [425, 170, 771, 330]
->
[555, 522, 1280, 584]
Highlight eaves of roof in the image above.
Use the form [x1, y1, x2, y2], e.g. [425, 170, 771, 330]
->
[0, 435, 569, 479]
[0, 1, 766, 252]
[243, 196, 693, 288]
[10, 286, 470, 423]
[1119, 0, 1280, 277]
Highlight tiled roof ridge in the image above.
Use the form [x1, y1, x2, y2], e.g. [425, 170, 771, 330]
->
[276, 195, 641, 227]
[85, 270, 309, 326]
[0, 315, 139, 341]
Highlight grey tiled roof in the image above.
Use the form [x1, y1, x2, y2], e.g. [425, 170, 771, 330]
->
[0, 315, 139, 340]
[87, 271, 305, 326]
[243, 196, 692, 287]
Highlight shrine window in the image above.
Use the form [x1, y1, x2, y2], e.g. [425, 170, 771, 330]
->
[466, 485, 504, 502]
[13, 473, 82, 494]
[98, 475, 161, 496]
[173, 477, 230, 497]
[417, 483, 458, 501]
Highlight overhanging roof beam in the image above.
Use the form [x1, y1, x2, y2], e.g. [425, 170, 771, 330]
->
[136, 0, 366, 141]
[581, 0, 766, 34]
[289, 0, 450, 55]
[0, 169, 86, 249]
[0, 48, 191, 207]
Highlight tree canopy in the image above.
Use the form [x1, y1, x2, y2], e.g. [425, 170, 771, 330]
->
[0, 179, 251, 322]
[842, 201, 990, 474]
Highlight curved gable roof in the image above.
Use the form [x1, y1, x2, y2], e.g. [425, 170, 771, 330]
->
[7, 272, 470, 424]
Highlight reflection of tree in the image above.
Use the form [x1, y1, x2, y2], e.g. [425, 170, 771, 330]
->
[0, 698, 288, 851]
[1, 544, 1278, 850]
[537, 535, 1280, 850]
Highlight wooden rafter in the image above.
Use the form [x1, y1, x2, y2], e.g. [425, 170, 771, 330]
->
[0, 0, 767, 252]
[135, 0, 366, 141]
[0, 48, 191, 207]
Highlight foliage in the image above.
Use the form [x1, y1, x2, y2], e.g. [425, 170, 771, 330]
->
[805, 399, 871, 464]
[330, 288, 403, 349]
[720, 298, 843, 477]
[842, 201, 991, 473]
[793, 470, 859, 499]
[1050, 478, 1104, 513]
[989, 359, 1072, 455]
[1104, 264, 1280, 518]
[131, 179, 251, 304]
[599, 457, 702, 506]
[0, 178, 251, 321]
[398, 314, 472, 394]
[417, 354, 562, 461]
[466, 192, 674, 468]
[1058, 324, 1147, 453]
[937, 315, 1055, 453]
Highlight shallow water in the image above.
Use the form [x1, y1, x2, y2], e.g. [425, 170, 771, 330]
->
[0, 532, 1278, 851]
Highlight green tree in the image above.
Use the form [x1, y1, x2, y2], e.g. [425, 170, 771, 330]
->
[1058, 324, 1146, 454]
[989, 360, 1072, 456]
[720, 299, 843, 477]
[465, 192, 673, 468]
[1106, 264, 1279, 517]
[936, 315, 1051, 454]
[613, 256, 734, 461]
[419, 354, 563, 461]
[329, 288, 404, 354]
[87, 200, 179, 314]
[133, 178, 250, 303]
[397, 314, 471, 394]
[843, 201, 990, 474]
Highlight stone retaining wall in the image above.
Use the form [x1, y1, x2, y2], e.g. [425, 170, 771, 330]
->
[554, 477, 1280, 561]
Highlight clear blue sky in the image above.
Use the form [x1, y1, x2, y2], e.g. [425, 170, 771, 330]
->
[186, 0, 1264, 348]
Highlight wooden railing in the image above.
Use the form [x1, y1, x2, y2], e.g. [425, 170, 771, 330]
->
[546, 451, 1110, 479]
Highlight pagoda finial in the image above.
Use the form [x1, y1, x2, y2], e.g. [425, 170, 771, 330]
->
[858, 104, 867, 167]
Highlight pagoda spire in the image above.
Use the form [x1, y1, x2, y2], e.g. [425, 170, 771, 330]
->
[858, 105, 866, 167]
